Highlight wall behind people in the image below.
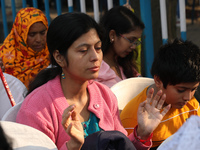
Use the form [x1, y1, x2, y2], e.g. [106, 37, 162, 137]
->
[166, 0, 178, 41]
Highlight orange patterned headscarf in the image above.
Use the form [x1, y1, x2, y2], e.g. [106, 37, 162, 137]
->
[0, 7, 50, 88]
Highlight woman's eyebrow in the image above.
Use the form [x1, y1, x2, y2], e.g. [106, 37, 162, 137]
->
[29, 29, 47, 34]
[75, 40, 101, 48]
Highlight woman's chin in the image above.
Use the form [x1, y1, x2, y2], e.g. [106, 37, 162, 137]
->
[90, 73, 99, 80]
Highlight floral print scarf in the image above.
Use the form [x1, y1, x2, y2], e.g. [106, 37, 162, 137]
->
[0, 7, 50, 88]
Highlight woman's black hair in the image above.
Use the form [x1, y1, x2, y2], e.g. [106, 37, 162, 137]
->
[99, 6, 145, 78]
[27, 12, 103, 95]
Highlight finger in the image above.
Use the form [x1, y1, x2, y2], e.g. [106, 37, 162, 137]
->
[66, 122, 82, 138]
[66, 122, 78, 138]
[151, 90, 162, 107]
[161, 104, 171, 116]
[62, 112, 70, 130]
[66, 122, 72, 135]
[157, 94, 166, 110]
[62, 105, 75, 129]
[66, 122, 84, 144]
[146, 88, 154, 104]
[138, 100, 147, 113]
[62, 104, 75, 119]
[71, 110, 79, 121]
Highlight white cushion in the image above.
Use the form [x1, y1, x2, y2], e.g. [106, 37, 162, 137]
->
[111, 77, 154, 111]
[0, 121, 58, 150]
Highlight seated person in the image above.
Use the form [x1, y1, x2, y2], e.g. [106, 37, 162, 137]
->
[0, 7, 50, 88]
[16, 12, 170, 150]
[95, 6, 143, 88]
[120, 39, 200, 149]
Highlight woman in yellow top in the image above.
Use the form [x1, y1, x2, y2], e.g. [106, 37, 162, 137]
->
[0, 7, 50, 88]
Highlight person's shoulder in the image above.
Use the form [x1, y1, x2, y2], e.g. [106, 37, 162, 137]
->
[20, 79, 56, 114]
[97, 60, 116, 80]
[25, 82, 48, 101]
[186, 97, 200, 109]
[18, 76, 63, 116]
[28, 76, 60, 97]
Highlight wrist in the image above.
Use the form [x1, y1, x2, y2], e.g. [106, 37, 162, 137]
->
[67, 139, 83, 150]
[134, 125, 153, 145]
[136, 125, 152, 140]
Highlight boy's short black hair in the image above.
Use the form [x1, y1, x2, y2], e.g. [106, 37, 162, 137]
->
[151, 38, 200, 88]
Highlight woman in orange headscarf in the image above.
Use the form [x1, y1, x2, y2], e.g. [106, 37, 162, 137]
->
[0, 7, 50, 88]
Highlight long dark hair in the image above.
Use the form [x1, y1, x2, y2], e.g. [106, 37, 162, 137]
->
[99, 6, 145, 77]
[27, 12, 103, 95]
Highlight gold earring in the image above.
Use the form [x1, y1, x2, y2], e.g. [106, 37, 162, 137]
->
[61, 72, 65, 79]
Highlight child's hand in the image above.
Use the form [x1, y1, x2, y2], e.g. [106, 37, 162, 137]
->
[62, 104, 84, 150]
[136, 88, 171, 139]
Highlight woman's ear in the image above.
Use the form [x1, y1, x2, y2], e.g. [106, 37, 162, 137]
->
[53, 50, 66, 67]
[154, 75, 163, 89]
[109, 30, 116, 43]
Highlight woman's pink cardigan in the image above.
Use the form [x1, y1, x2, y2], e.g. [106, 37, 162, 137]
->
[16, 76, 151, 150]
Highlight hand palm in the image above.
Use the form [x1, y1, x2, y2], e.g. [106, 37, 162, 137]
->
[137, 88, 171, 137]
[138, 102, 165, 133]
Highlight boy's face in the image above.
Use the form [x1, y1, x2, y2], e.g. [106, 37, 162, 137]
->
[162, 82, 199, 109]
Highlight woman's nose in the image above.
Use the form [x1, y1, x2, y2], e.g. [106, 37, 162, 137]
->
[90, 48, 99, 61]
[35, 34, 42, 42]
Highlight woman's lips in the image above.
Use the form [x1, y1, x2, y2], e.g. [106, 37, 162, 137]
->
[88, 66, 99, 72]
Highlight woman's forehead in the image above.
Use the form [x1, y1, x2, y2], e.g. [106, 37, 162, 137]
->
[72, 29, 101, 47]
